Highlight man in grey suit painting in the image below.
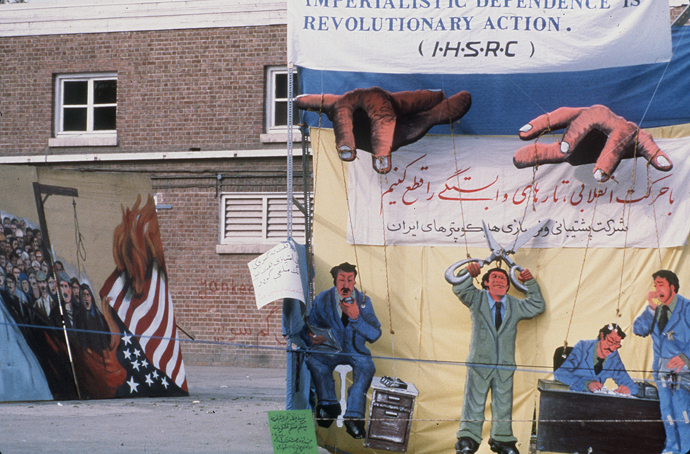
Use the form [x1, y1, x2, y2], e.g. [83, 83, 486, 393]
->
[451, 263, 545, 454]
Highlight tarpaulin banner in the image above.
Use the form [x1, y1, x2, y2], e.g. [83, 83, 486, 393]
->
[288, 0, 671, 74]
[346, 135, 690, 248]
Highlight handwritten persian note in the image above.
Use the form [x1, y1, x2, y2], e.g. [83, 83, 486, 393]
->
[248, 241, 305, 309]
[268, 409, 318, 454]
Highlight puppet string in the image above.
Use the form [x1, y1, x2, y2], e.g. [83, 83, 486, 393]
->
[644, 147, 664, 268]
[449, 113, 471, 261]
[563, 180, 603, 345]
[379, 172, 398, 379]
[339, 157, 363, 295]
[439, 78, 470, 259]
[614, 130, 641, 318]
[314, 97, 364, 315]
[507, 114, 551, 255]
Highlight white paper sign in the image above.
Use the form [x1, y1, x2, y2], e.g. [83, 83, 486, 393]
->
[248, 242, 305, 309]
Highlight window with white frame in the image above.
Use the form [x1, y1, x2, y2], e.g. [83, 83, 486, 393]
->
[219, 192, 312, 253]
[265, 67, 299, 135]
[54, 73, 117, 138]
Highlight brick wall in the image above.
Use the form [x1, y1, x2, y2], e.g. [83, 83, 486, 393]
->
[0, 25, 288, 154]
[671, 5, 689, 24]
[43, 156, 309, 368]
[151, 158, 307, 368]
[0, 24, 302, 368]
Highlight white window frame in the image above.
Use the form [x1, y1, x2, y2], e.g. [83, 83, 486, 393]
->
[50, 72, 118, 147]
[261, 66, 301, 144]
[217, 192, 312, 254]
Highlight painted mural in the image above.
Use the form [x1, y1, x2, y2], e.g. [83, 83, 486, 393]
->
[0, 168, 187, 402]
[287, 1, 690, 453]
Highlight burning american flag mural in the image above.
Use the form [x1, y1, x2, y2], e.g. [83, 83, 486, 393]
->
[100, 195, 188, 393]
[0, 168, 189, 402]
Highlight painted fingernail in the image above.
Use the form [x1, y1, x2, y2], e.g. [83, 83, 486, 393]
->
[560, 141, 570, 154]
[593, 169, 606, 182]
[338, 146, 353, 161]
[657, 155, 670, 167]
[374, 156, 390, 172]
[519, 124, 532, 133]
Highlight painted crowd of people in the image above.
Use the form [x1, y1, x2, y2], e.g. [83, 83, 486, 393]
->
[0, 215, 109, 351]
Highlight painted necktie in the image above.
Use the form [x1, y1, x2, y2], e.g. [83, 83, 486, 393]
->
[495, 301, 502, 330]
[658, 305, 670, 333]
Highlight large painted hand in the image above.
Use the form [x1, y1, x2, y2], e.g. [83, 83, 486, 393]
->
[295, 87, 471, 174]
[513, 105, 672, 182]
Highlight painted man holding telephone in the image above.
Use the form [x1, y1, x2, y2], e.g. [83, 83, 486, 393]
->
[301, 262, 382, 439]
[634, 270, 690, 454]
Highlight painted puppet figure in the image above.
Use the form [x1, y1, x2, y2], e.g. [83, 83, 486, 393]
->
[451, 263, 545, 454]
[300, 262, 382, 439]
[634, 270, 690, 454]
[554, 323, 638, 395]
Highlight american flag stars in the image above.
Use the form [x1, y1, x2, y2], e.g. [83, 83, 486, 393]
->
[114, 326, 185, 397]
[127, 376, 139, 393]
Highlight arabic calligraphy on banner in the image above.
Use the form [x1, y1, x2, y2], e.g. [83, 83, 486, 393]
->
[347, 136, 690, 248]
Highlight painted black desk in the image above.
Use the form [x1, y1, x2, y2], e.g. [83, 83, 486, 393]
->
[537, 379, 665, 454]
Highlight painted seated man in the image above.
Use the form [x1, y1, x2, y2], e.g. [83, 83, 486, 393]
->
[300, 262, 382, 439]
[555, 323, 638, 395]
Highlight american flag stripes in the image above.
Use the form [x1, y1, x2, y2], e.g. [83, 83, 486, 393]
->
[102, 261, 188, 392]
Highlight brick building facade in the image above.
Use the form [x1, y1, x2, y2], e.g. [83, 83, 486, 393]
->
[0, 1, 305, 368]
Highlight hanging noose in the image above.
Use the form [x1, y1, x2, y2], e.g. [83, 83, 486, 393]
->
[73, 197, 87, 278]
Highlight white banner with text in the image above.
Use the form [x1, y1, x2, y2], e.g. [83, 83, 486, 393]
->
[288, 0, 671, 74]
[346, 135, 690, 248]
